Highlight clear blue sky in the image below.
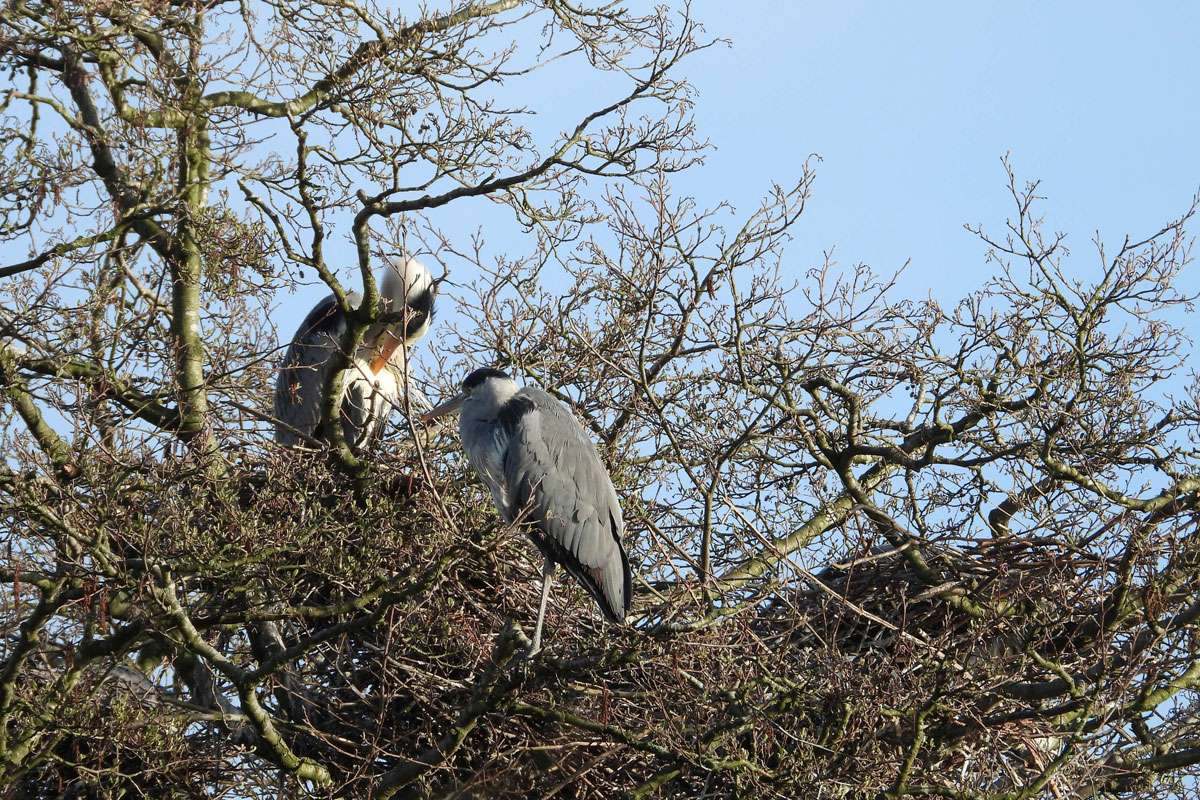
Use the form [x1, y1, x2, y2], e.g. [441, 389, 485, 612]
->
[670, 1, 1200, 301]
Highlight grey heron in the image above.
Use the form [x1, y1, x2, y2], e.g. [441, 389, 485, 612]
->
[274, 257, 435, 450]
[424, 368, 631, 653]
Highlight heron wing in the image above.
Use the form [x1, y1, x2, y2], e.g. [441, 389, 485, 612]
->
[502, 388, 631, 622]
[273, 295, 344, 445]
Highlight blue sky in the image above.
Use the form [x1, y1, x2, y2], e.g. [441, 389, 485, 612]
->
[670, 2, 1200, 301]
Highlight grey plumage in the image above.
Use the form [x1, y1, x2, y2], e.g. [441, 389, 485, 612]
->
[274, 257, 435, 449]
[426, 368, 631, 651]
[502, 388, 630, 621]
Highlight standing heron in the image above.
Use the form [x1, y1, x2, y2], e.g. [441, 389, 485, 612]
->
[424, 368, 631, 653]
[274, 257, 435, 450]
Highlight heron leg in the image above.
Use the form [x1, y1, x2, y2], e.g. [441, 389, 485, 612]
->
[529, 558, 555, 655]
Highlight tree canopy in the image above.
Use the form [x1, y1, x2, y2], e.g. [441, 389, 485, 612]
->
[2, 2, 1200, 798]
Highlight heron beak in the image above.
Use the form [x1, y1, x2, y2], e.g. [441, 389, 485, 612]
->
[421, 392, 465, 423]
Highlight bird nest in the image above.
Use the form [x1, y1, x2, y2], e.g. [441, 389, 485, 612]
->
[754, 538, 1071, 660]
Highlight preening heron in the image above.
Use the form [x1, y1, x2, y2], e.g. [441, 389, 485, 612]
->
[424, 368, 631, 653]
[274, 257, 435, 450]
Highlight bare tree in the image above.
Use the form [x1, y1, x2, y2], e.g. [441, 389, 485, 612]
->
[2, 2, 1200, 798]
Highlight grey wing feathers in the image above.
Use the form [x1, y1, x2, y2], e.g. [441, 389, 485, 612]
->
[273, 296, 344, 445]
[503, 388, 631, 622]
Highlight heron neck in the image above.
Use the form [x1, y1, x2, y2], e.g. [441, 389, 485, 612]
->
[478, 380, 519, 409]
[460, 380, 520, 423]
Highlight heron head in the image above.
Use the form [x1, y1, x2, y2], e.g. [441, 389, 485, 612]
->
[422, 368, 515, 421]
[380, 256, 438, 343]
